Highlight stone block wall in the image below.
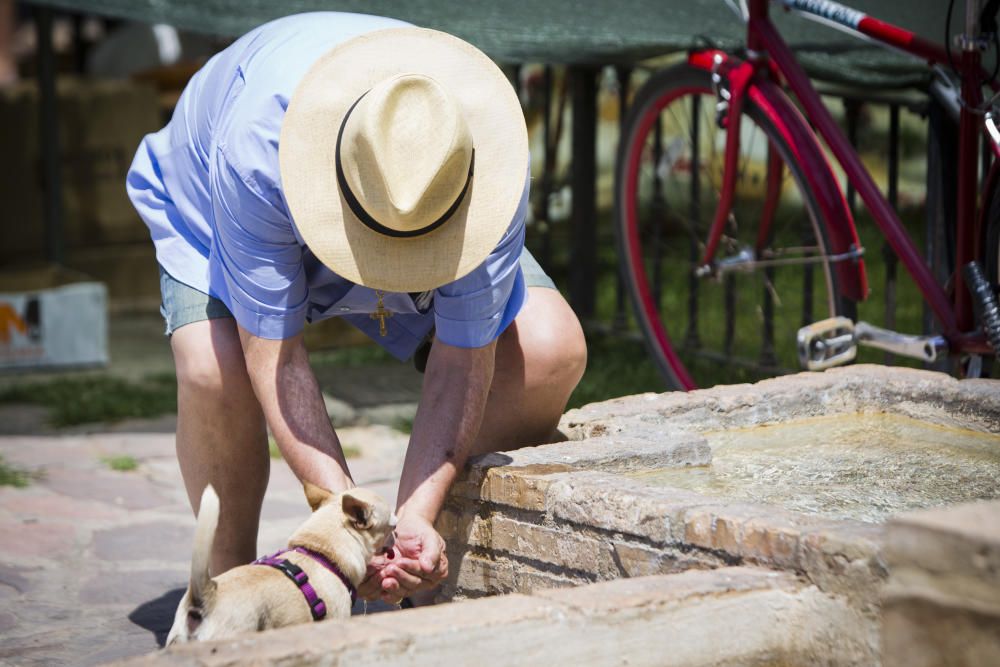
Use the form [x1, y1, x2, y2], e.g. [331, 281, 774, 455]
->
[882, 500, 1000, 667]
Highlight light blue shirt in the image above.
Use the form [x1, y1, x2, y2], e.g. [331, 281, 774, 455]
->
[126, 12, 527, 360]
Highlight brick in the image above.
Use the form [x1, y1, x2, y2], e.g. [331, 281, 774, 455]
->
[466, 514, 616, 577]
[480, 467, 552, 512]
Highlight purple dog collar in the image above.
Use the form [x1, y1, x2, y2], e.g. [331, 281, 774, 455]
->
[253, 547, 357, 620]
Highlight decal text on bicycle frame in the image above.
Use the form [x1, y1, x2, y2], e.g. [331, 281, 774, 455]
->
[782, 0, 865, 29]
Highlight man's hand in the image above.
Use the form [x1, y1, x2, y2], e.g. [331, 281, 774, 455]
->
[359, 516, 448, 604]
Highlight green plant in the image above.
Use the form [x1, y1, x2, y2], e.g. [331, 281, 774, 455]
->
[103, 455, 139, 472]
[0, 374, 178, 426]
[268, 438, 282, 459]
[566, 333, 664, 410]
[0, 456, 33, 487]
[393, 416, 414, 434]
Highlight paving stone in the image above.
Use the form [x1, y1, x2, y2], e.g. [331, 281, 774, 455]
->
[357, 402, 418, 427]
[78, 569, 186, 606]
[0, 519, 78, 561]
[43, 468, 172, 511]
[92, 522, 192, 563]
[315, 364, 422, 408]
[322, 392, 357, 427]
[0, 435, 90, 467]
[0, 562, 35, 595]
[1, 489, 123, 522]
[85, 433, 176, 461]
[0, 609, 17, 634]
[258, 497, 308, 521]
[337, 423, 408, 462]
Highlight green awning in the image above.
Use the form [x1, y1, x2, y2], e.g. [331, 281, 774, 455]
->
[20, 1, 957, 87]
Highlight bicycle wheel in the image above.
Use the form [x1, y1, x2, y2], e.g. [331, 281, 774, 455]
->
[615, 62, 853, 390]
[977, 170, 1000, 375]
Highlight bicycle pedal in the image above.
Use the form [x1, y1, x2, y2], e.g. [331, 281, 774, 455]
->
[797, 317, 857, 371]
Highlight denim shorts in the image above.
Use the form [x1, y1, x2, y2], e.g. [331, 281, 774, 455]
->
[159, 247, 556, 336]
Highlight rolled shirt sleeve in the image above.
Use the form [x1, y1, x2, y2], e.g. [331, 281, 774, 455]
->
[208, 147, 308, 339]
[432, 173, 529, 349]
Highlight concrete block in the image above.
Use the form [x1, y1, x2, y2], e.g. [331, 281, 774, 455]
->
[111, 567, 877, 667]
[882, 500, 1000, 667]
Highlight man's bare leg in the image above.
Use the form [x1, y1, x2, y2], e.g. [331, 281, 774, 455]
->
[170, 318, 270, 574]
[472, 286, 587, 456]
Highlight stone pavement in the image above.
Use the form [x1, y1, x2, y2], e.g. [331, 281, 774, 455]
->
[0, 424, 411, 666]
[0, 314, 422, 666]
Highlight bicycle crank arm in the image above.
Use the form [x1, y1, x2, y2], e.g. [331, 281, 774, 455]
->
[797, 317, 948, 371]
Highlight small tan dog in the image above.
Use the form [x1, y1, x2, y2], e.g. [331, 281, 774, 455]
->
[166, 482, 394, 645]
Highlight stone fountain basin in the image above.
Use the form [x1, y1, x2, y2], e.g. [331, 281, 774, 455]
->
[439, 365, 1000, 620]
[116, 366, 998, 667]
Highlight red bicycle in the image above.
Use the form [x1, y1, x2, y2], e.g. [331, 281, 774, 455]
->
[615, 0, 1000, 389]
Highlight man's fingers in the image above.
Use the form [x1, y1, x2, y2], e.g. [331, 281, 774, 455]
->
[392, 556, 428, 576]
[358, 576, 384, 601]
[383, 565, 423, 590]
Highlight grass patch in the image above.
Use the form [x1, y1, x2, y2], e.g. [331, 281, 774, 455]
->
[567, 333, 665, 410]
[268, 438, 282, 459]
[393, 416, 414, 434]
[102, 455, 139, 472]
[0, 455, 34, 487]
[309, 345, 395, 368]
[0, 374, 177, 427]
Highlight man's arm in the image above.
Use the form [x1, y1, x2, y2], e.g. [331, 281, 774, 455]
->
[364, 337, 496, 602]
[238, 326, 354, 493]
[398, 337, 496, 521]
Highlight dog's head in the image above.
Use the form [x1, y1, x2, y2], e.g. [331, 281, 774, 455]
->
[300, 483, 395, 557]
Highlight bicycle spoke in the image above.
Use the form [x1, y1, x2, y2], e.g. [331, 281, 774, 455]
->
[685, 94, 703, 349]
[651, 113, 666, 310]
[801, 215, 815, 327]
[761, 265, 777, 367]
[724, 273, 736, 357]
[666, 98, 725, 206]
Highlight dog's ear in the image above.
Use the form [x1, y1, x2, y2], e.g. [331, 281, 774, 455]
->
[303, 481, 333, 512]
[341, 491, 375, 530]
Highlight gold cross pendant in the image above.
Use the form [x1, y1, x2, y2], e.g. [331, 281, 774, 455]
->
[370, 290, 393, 337]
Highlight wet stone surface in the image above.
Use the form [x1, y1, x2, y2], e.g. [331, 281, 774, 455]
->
[441, 366, 1000, 661]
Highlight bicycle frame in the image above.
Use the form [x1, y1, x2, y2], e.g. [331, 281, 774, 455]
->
[701, 0, 996, 355]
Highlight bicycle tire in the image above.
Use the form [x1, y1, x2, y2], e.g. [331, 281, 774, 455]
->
[615, 62, 854, 390]
[977, 167, 1000, 373]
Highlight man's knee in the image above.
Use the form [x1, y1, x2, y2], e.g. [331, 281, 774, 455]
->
[518, 288, 587, 391]
[171, 320, 249, 396]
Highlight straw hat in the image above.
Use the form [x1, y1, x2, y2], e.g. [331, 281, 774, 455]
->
[279, 27, 529, 293]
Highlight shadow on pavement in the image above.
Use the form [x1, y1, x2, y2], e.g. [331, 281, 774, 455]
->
[129, 587, 185, 648]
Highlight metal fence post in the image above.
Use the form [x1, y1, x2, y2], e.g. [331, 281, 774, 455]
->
[36, 5, 64, 265]
[568, 65, 598, 320]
